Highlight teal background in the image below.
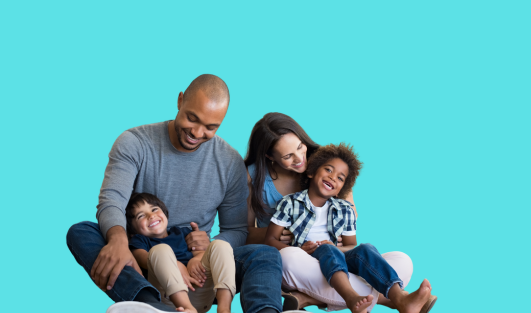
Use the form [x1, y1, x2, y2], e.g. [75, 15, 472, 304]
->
[1, 1, 530, 312]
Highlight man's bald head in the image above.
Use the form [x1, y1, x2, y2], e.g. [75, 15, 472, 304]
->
[183, 74, 230, 106]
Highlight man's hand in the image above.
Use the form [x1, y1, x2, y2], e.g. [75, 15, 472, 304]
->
[301, 241, 319, 255]
[90, 226, 143, 291]
[185, 222, 210, 251]
[280, 229, 294, 245]
[177, 261, 202, 291]
[187, 255, 206, 283]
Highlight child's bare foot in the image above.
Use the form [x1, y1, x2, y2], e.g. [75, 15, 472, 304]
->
[217, 309, 231, 313]
[395, 279, 432, 313]
[347, 294, 373, 313]
[176, 306, 198, 313]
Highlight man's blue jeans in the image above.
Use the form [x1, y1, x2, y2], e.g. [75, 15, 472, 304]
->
[67, 221, 283, 313]
[311, 243, 403, 298]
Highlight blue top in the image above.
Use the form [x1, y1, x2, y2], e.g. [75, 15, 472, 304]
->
[129, 225, 194, 265]
[247, 163, 284, 228]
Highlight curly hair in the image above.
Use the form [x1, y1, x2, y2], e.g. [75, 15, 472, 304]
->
[302, 143, 363, 199]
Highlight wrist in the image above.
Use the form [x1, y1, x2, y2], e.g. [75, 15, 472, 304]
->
[106, 226, 128, 245]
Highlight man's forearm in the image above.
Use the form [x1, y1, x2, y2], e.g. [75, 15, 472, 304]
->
[106, 225, 129, 245]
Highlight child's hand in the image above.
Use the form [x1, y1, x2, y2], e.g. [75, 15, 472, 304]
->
[317, 240, 335, 246]
[301, 241, 319, 254]
[187, 256, 207, 283]
[177, 261, 202, 290]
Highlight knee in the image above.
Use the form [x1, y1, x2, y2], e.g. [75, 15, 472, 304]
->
[317, 243, 342, 257]
[209, 239, 232, 253]
[356, 243, 377, 255]
[66, 221, 99, 247]
[148, 244, 173, 260]
[254, 245, 282, 264]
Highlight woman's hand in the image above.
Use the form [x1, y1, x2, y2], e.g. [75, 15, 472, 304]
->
[177, 261, 201, 291]
[187, 255, 206, 284]
[280, 229, 294, 245]
[301, 241, 319, 254]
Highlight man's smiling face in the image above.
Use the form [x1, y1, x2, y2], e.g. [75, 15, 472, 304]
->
[171, 89, 228, 152]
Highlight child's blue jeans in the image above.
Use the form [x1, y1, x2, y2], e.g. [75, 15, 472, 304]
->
[311, 243, 403, 298]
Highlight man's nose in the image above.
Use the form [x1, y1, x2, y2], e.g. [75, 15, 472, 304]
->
[190, 126, 205, 139]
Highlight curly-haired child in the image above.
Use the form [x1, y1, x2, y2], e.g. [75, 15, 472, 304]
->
[265, 143, 435, 313]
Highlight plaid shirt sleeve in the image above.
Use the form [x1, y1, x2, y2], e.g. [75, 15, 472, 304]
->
[271, 196, 294, 226]
[342, 204, 357, 234]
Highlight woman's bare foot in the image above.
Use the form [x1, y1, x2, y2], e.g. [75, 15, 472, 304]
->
[290, 290, 325, 309]
[395, 279, 432, 313]
[347, 294, 374, 313]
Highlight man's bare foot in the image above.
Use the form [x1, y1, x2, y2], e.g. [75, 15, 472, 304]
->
[347, 294, 373, 313]
[290, 290, 324, 309]
[395, 279, 432, 313]
[176, 306, 198, 313]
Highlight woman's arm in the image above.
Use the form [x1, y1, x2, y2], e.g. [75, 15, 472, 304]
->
[337, 235, 357, 253]
[132, 249, 149, 269]
[246, 171, 269, 244]
[264, 222, 290, 251]
[345, 190, 358, 218]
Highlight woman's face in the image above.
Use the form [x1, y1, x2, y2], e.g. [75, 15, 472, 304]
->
[268, 132, 308, 173]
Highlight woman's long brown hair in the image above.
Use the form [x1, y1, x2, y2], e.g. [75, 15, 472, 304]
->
[244, 113, 319, 219]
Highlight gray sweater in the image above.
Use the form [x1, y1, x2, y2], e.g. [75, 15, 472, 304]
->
[96, 121, 249, 248]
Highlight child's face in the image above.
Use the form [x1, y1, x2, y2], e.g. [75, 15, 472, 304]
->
[308, 158, 348, 199]
[131, 201, 169, 238]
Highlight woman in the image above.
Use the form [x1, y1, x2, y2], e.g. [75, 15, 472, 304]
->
[244, 113, 435, 313]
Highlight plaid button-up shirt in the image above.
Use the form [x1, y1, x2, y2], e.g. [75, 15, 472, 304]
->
[272, 189, 357, 247]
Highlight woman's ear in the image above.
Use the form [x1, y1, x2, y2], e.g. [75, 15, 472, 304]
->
[307, 173, 313, 179]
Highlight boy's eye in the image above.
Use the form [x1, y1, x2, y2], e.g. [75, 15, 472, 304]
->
[137, 215, 144, 220]
[152, 208, 158, 212]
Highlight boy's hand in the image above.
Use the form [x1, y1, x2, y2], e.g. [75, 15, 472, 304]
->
[185, 222, 209, 251]
[336, 235, 343, 247]
[317, 240, 334, 246]
[280, 229, 294, 245]
[301, 241, 319, 254]
[187, 255, 207, 283]
[177, 261, 201, 290]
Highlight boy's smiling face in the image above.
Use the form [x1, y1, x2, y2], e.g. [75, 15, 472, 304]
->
[308, 157, 349, 200]
[131, 201, 169, 239]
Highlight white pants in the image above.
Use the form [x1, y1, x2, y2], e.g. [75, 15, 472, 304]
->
[280, 247, 413, 312]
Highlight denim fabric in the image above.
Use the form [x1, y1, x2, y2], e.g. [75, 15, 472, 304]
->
[312, 243, 403, 298]
[67, 222, 283, 313]
[66, 221, 161, 302]
[234, 244, 283, 313]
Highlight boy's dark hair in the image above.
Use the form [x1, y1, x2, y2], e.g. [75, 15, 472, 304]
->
[302, 143, 363, 199]
[125, 193, 169, 238]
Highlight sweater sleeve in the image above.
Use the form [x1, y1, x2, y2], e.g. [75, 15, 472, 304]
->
[96, 131, 143, 240]
[213, 154, 249, 248]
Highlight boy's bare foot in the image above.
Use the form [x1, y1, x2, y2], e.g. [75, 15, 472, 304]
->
[347, 294, 373, 313]
[395, 279, 432, 313]
[217, 309, 231, 313]
[176, 306, 198, 313]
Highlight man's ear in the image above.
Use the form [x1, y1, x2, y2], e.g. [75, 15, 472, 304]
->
[177, 91, 184, 111]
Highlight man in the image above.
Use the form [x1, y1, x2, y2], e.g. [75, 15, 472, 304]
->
[67, 74, 283, 313]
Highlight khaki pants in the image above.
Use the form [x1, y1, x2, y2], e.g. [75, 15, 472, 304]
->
[147, 240, 236, 313]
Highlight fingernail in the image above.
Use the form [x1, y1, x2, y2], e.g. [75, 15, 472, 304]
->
[107, 286, 112, 290]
